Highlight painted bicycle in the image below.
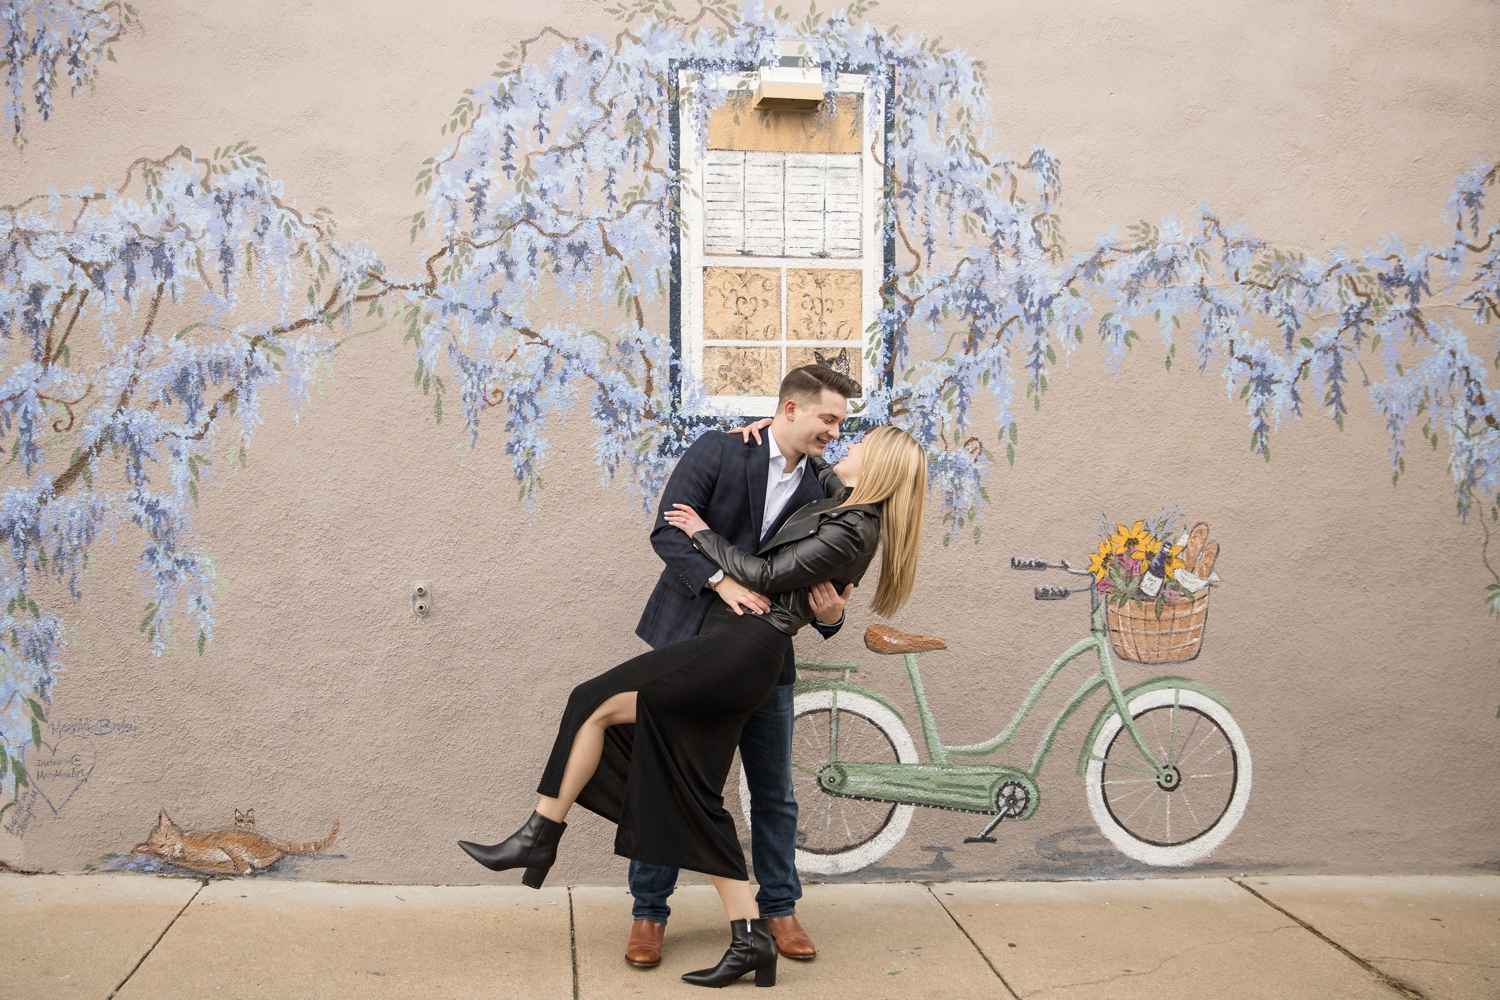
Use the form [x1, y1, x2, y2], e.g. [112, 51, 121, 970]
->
[740, 556, 1251, 874]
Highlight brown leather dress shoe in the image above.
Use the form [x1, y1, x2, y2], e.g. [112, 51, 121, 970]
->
[767, 914, 817, 960]
[624, 919, 665, 968]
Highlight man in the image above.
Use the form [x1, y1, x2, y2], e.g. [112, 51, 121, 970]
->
[627, 364, 861, 969]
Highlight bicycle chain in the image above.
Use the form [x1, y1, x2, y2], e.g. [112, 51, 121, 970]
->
[813, 787, 1001, 816]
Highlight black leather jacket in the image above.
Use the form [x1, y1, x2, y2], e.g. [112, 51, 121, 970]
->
[690, 497, 882, 637]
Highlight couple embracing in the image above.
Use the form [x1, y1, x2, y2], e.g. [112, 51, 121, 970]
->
[458, 365, 927, 988]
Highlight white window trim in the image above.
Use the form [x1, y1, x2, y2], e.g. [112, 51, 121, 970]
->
[678, 69, 884, 417]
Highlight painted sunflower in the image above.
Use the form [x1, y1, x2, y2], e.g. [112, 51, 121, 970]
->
[1087, 540, 1112, 580]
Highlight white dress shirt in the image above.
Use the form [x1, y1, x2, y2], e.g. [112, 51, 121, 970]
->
[762, 428, 808, 541]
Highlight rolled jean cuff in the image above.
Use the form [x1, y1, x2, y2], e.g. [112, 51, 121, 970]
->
[631, 903, 671, 924]
[758, 904, 796, 919]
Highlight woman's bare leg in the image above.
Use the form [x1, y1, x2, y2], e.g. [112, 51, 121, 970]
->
[710, 875, 759, 922]
[535, 691, 636, 823]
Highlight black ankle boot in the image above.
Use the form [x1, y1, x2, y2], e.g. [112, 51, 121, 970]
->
[681, 918, 777, 988]
[457, 811, 566, 888]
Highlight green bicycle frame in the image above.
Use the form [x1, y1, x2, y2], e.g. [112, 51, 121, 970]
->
[798, 585, 1233, 799]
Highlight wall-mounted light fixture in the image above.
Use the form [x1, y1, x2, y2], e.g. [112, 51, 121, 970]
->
[752, 40, 825, 111]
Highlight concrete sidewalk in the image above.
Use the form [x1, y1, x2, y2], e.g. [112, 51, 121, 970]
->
[3, 874, 1495, 999]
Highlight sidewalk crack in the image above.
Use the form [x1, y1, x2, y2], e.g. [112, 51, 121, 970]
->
[1230, 877, 1429, 1000]
[926, 885, 1021, 999]
[106, 877, 206, 999]
[1017, 923, 1299, 997]
[568, 885, 579, 1000]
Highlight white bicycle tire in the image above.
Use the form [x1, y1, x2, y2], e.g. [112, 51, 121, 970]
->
[740, 689, 919, 876]
[1085, 687, 1252, 867]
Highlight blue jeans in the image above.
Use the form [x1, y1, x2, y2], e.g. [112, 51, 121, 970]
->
[629, 682, 800, 922]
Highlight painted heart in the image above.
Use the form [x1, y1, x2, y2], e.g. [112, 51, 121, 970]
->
[29, 736, 96, 815]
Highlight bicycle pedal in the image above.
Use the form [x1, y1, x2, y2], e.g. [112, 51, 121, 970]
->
[963, 836, 998, 844]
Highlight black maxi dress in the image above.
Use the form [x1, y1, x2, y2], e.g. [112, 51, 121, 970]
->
[535, 498, 881, 880]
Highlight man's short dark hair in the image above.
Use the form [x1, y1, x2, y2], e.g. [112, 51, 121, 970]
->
[778, 364, 861, 408]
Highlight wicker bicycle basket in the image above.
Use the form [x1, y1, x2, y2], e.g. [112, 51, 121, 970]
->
[1106, 589, 1210, 664]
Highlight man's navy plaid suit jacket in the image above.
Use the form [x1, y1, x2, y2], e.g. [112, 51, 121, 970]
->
[635, 430, 839, 685]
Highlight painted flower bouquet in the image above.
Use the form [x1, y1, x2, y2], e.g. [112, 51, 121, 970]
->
[1089, 514, 1221, 664]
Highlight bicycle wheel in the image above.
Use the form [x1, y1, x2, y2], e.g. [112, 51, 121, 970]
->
[1084, 687, 1251, 867]
[739, 689, 918, 876]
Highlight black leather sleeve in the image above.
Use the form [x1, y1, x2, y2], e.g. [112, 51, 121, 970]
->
[691, 512, 867, 595]
[807, 455, 847, 498]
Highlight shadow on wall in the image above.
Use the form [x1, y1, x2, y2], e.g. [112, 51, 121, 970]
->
[800, 829, 1293, 884]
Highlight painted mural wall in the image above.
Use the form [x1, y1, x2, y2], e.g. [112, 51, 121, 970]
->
[0, 0, 1497, 887]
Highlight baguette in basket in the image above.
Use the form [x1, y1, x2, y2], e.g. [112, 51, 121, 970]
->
[1089, 516, 1222, 664]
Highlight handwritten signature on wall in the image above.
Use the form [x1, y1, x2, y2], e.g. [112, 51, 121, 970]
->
[2, 714, 141, 840]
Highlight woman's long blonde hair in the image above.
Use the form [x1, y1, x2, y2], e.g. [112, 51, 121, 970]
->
[840, 426, 927, 617]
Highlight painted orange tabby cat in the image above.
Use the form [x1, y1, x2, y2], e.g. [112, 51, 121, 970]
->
[134, 808, 339, 875]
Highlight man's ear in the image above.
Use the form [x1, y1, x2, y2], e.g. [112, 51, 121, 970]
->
[781, 397, 798, 420]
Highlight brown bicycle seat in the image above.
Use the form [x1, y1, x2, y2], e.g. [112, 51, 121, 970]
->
[864, 624, 948, 655]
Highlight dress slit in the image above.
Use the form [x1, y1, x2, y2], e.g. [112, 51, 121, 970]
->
[536, 601, 790, 880]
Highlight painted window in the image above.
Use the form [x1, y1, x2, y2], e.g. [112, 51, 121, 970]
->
[676, 71, 886, 416]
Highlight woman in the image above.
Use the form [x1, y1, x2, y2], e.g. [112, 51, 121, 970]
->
[458, 426, 927, 988]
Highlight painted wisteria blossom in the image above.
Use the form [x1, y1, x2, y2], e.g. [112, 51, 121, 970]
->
[0, 145, 375, 803]
[1, 0, 1498, 798]
[399, 0, 1500, 546]
[2, 0, 137, 142]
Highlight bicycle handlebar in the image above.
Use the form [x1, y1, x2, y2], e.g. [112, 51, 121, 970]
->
[1010, 556, 1094, 577]
[1012, 556, 1097, 602]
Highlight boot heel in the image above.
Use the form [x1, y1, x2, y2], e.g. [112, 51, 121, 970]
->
[755, 962, 777, 987]
[521, 866, 549, 889]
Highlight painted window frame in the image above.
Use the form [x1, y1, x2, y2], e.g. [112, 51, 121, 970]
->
[668, 61, 896, 423]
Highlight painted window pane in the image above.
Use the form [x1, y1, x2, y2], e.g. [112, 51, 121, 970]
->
[703, 267, 781, 341]
[788, 268, 862, 341]
[704, 346, 781, 396]
[787, 346, 858, 387]
[703, 155, 746, 255]
[744, 153, 786, 256]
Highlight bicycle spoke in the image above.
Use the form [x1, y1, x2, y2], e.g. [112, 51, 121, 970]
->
[1107, 783, 1157, 807]
[1180, 784, 1202, 829]
[1180, 786, 1227, 810]
[1102, 777, 1159, 785]
[1141, 792, 1165, 837]
[1172, 712, 1200, 767]
[1182, 740, 1231, 771]
[1178, 726, 1224, 769]
[788, 708, 902, 854]
[1120, 786, 1159, 826]
[1100, 755, 1159, 776]
[1168, 695, 1181, 767]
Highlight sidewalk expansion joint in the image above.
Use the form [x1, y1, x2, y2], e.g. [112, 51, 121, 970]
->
[1230, 877, 1428, 1000]
[106, 877, 207, 999]
[925, 884, 1021, 999]
[568, 885, 579, 1000]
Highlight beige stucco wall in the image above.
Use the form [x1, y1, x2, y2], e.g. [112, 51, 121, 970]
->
[2, 0, 1497, 885]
